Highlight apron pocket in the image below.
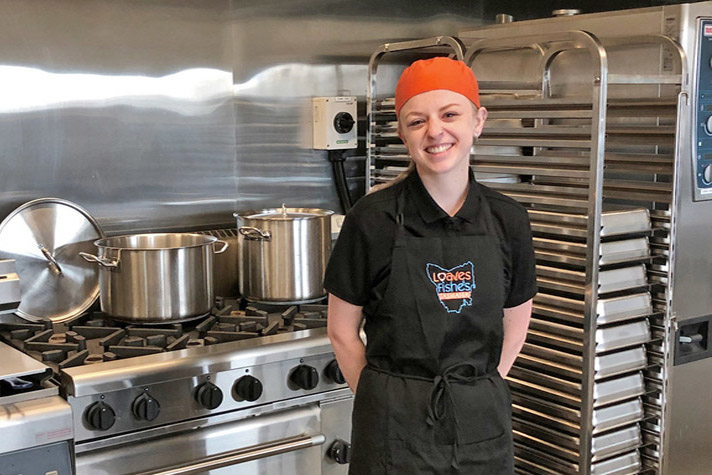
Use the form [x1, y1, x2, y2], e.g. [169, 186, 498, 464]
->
[449, 378, 507, 444]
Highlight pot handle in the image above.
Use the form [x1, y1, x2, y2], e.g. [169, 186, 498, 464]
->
[213, 239, 229, 254]
[239, 226, 272, 241]
[79, 251, 120, 269]
[38, 245, 63, 278]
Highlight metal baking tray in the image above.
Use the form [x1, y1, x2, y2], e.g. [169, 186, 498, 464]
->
[594, 346, 647, 380]
[592, 425, 642, 462]
[599, 265, 648, 294]
[600, 208, 651, 237]
[591, 450, 641, 475]
[593, 372, 645, 407]
[597, 293, 652, 325]
[599, 237, 650, 265]
[592, 398, 644, 434]
[595, 320, 651, 353]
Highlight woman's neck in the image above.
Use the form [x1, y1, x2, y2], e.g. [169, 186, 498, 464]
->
[418, 166, 470, 217]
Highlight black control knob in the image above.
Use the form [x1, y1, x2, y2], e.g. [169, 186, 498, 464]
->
[325, 359, 346, 384]
[132, 393, 160, 421]
[234, 375, 263, 402]
[290, 364, 319, 390]
[85, 401, 116, 431]
[195, 382, 223, 409]
[328, 439, 352, 464]
[333, 112, 355, 134]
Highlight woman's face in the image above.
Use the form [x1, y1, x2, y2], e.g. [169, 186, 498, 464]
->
[398, 89, 487, 179]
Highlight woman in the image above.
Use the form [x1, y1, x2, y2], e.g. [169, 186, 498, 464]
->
[324, 57, 537, 474]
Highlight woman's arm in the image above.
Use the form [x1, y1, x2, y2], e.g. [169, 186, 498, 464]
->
[497, 298, 533, 377]
[327, 293, 367, 393]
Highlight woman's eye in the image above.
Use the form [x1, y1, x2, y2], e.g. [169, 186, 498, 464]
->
[407, 119, 424, 127]
[444, 112, 459, 119]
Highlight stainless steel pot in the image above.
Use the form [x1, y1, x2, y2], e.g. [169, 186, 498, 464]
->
[80, 233, 228, 323]
[235, 206, 333, 304]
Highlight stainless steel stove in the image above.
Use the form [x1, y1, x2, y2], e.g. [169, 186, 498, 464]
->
[0, 300, 353, 474]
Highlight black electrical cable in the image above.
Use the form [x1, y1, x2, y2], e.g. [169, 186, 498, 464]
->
[328, 150, 353, 214]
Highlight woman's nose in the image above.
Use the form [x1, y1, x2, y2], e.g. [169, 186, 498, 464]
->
[426, 119, 444, 138]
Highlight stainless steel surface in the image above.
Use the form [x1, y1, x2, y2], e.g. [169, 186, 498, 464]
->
[0, 395, 73, 455]
[75, 404, 325, 475]
[199, 228, 239, 298]
[148, 434, 327, 475]
[0, 259, 21, 315]
[0, 341, 50, 380]
[81, 233, 227, 322]
[0, 198, 104, 323]
[236, 208, 333, 304]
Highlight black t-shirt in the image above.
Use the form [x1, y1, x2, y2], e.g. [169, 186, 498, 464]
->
[324, 170, 537, 318]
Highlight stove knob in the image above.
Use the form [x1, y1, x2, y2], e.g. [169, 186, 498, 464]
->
[234, 375, 263, 402]
[328, 439, 352, 464]
[195, 382, 223, 409]
[85, 401, 116, 431]
[132, 393, 160, 421]
[290, 364, 319, 390]
[325, 359, 346, 384]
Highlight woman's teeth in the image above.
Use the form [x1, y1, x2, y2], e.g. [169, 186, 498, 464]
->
[426, 144, 452, 154]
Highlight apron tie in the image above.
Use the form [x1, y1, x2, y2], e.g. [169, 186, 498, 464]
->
[425, 362, 491, 469]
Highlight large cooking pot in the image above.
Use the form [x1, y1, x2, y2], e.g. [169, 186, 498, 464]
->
[235, 206, 333, 304]
[80, 233, 228, 323]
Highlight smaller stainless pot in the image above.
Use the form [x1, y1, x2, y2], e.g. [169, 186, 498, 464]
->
[235, 206, 333, 304]
[80, 233, 228, 323]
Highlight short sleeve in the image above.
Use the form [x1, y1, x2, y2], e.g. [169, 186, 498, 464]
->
[323, 211, 370, 306]
[504, 208, 538, 308]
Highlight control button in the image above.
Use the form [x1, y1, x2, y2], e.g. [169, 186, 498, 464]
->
[325, 359, 346, 384]
[289, 364, 319, 390]
[195, 382, 223, 409]
[85, 401, 116, 431]
[234, 375, 263, 402]
[706, 116, 712, 135]
[132, 393, 160, 421]
[328, 439, 352, 464]
[704, 164, 712, 185]
[333, 112, 355, 134]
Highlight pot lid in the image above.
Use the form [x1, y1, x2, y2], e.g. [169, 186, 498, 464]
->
[0, 198, 104, 323]
[235, 204, 334, 221]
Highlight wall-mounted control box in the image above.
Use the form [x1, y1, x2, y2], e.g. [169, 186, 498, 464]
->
[312, 97, 357, 150]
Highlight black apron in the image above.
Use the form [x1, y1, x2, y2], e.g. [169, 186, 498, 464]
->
[349, 185, 514, 475]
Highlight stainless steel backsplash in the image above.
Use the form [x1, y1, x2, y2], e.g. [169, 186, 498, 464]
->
[0, 0, 487, 234]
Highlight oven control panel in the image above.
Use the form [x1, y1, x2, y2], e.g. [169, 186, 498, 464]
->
[694, 19, 712, 201]
[67, 352, 348, 442]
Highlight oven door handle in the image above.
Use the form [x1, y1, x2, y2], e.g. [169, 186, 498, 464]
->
[143, 433, 326, 475]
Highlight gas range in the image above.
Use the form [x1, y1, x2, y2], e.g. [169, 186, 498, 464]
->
[0, 300, 353, 474]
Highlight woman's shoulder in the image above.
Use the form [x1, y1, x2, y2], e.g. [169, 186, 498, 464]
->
[476, 182, 530, 227]
[346, 181, 403, 223]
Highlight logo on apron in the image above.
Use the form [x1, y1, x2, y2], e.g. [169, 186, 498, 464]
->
[426, 261, 476, 314]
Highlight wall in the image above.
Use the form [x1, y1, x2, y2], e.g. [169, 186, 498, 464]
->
[0, 0, 690, 233]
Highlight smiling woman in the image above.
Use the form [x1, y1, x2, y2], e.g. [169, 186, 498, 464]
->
[324, 57, 537, 474]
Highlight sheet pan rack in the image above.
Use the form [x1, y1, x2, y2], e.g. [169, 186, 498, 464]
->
[463, 32, 686, 475]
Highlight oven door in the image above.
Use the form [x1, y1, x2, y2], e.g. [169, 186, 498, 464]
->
[74, 403, 327, 474]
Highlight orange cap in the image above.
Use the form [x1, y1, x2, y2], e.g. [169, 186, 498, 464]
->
[394, 57, 480, 116]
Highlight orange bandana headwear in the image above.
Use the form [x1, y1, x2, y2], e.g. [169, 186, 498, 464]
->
[394, 57, 480, 116]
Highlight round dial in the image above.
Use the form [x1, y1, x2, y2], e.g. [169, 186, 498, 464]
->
[325, 359, 346, 384]
[132, 393, 161, 421]
[706, 116, 712, 135]
[234, 375, 263, 402]
[289, 364, 319, 390]
[328, 439, 352, 464]
[704, 164, 712, 185]
[333, 112, 355, 134]
[85, 401, 116, 431]
[195, 382, 223, 409]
